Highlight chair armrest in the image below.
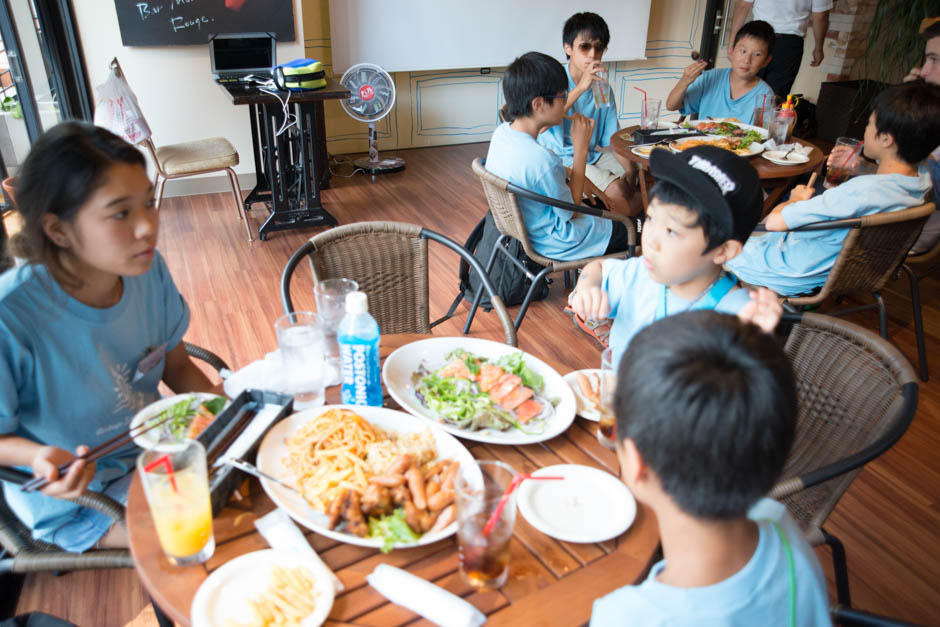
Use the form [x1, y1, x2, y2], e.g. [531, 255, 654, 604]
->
[0, 466, 31, 484]
[751, 217, 862, 234]
[184, 342, 230, 373]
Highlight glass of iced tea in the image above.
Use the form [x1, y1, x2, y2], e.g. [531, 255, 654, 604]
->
[824, 137, 863, 188]
[597, 348, 617, 450]
[454, 460, 517, 590]
[137, 439, 215, 566]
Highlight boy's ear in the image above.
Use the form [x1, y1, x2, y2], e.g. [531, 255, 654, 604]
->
[40, 213, 71, 249]
[710, 239, 743, 265]
[617, 438, 648, 487]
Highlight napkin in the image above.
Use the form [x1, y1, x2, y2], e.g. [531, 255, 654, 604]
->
[761, 138, 814, 157]
[222, 349, 340, 399]
[367, 564, 486, 627]
[254, 507, 344, 593]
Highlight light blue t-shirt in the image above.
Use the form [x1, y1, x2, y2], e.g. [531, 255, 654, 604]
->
[602, 257, 752, 364]
[680, 68, 775, 125]
[591, 498, 832, 627]
[537, 63, 621, 167]
[486, 122, 612, 260]
[0, 252, 189, 550]
[728, 168, 932, 295]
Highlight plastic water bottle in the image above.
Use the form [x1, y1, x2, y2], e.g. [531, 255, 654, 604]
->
[338, 291, 383, 406]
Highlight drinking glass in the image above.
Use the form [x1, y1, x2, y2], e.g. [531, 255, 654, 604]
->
[769, 107, 797, 145]
[824, 137, 863, 189]
[137, 440, 215, 566]
[314, 278, 359, 386]
[274, 311, 326, 410]
[591, 69, 612, 108]
[752, 105, 774, 131]
[455, 460, 517, 590]
[597, 348, 617, 450]
[640, 98, 662, 130]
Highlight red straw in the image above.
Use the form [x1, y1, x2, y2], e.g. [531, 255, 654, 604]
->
[482, 474, 564, 536]
[762, 94, 767, 110]
[633, 86, 648, 116]
[144, 453, 178, 493]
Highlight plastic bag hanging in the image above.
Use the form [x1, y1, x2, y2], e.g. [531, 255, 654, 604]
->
[94, 66, 151, 145]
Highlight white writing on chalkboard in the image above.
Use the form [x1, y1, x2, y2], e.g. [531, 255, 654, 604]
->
[134, 3, 213, 32]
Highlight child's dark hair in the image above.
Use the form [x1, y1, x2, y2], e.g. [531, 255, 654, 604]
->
[733, 20, 776, 56]
[9, 121, 147, 286]
[614, 311, 797, 519]
[872, 82, 940, 164]
[501, 52, 567, 123]
[562, 12, 610, 58]
[648, 181, 730, 252]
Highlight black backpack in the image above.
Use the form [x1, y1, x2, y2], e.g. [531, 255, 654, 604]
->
[453, 211, 550, 312]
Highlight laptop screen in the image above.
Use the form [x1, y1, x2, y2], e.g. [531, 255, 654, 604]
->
[210, 33, 276, 78]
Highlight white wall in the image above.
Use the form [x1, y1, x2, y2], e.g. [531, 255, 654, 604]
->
[73, 0, 306, 184]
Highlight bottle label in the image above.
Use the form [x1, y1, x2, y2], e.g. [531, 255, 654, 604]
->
[339, 339, 382, 406]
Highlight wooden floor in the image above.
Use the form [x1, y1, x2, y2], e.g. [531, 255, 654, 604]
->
[12, 142, 940, 626]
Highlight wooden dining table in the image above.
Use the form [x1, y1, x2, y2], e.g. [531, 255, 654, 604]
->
[610, 125, 825, 215]
[126, 334, 661, 626]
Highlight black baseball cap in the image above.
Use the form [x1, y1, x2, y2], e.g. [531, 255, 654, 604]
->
[649, 145, 763, 243]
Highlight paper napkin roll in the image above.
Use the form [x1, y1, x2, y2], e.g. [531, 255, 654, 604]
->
[367, 564, 486, 627]
[254, 507, 344, 593]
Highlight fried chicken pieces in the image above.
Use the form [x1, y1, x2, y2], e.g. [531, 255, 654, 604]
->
[326, 454, 458, 537]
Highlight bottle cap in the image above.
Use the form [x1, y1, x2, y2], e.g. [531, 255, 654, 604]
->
[345, 290, 368, 314]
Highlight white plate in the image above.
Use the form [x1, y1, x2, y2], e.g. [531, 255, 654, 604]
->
[129, 393, 227, 449]
[382, 337, 577, 445]
[669, 135, 764, 157]
[688, 118, 770, 140]
[517, 464, 636, 543]
[255, 404, 481, 549]
[762, 150, 810, 166]
[630, 145, 670, 159]
[190, 549, 334, 627]
[563, 369, 603, 422]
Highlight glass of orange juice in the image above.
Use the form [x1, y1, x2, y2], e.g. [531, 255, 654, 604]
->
[137, 439, 215, 566]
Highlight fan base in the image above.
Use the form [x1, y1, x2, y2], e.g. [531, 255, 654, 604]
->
[354, 155, 406, 175]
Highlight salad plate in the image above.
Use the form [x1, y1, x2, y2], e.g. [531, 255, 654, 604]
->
[669, 135, 764, 157]
[686, 118, 769, 140]
[190, 549, 334, 627]
[129, 393, 228, 449]
[255, 405, 480, 549]
[383, 337, 577, 445]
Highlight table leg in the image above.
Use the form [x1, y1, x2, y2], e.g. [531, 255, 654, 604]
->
[151, 598, 173, 627]
[638, 165, 651, 211]
[762, 178, 794, 215]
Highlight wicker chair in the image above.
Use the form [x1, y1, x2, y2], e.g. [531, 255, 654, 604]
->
[281, 221, 517, 346]
[897, 231, 940, 382]
[467, 158, 637, 333]
[752, 201, 934, 381]
[771, 312, 919, 608]
[0, 343, 229, 574]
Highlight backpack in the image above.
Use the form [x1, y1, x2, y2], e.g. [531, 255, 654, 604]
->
[452, 211, 550, 312]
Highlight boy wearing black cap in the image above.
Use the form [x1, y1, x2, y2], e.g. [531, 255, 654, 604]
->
[569, 145, 778, 362]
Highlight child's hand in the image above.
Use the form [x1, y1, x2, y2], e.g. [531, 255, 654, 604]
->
[568, 285, 609, 321]
[582, 178, 611, 208]
[576, 61, 604, 94]
[789, 184, 815, 203]
[569, 113, 595, 152]
[680, 60, 707, 85]
[32, 445, 95, 500]
[826, 144, 853, 167]
[738, 288, 782, 334]
[903, 65, 922, 83]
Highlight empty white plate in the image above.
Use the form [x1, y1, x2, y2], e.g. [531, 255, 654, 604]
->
[517, 464, 636, 543]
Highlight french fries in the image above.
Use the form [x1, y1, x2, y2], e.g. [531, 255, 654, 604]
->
[228, 564, 316, 627]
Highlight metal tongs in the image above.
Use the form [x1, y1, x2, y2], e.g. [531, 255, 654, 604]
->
[224, 458, 301, 495]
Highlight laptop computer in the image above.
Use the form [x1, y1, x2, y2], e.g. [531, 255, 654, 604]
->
[209, 32, 276, 84]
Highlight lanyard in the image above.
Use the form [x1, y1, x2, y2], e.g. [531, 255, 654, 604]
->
[764, 519, 796, 627]
[655, 272, 738, 320]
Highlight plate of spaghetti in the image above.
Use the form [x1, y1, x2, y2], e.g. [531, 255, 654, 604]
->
[256, 405, 480, 550]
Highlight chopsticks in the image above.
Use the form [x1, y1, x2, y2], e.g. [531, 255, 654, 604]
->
[20, 413, 174, 492]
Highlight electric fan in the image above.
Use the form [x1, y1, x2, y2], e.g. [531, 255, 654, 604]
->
[339, 63, 405, 175]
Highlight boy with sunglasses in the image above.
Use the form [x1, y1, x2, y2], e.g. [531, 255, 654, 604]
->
[538, 12, 640, 217]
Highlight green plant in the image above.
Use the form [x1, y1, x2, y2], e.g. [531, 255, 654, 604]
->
[863, 0, 940, 84]
[0, 96, 21, 119]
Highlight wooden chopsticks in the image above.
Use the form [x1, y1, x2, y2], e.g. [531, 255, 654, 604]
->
[20, 413, 173, 493]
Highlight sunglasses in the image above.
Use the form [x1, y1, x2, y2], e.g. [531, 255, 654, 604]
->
[577, 41, 607, 54]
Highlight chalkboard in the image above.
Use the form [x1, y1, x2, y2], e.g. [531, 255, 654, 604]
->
[115, 0, 295, 46]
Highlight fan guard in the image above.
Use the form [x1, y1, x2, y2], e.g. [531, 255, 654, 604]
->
[339, 63, 405, 174]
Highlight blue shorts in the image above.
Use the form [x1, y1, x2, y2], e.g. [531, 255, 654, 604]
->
[45, 471, 134, 553]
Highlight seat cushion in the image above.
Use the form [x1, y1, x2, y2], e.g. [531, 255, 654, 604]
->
[155, 137, 239, 175]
